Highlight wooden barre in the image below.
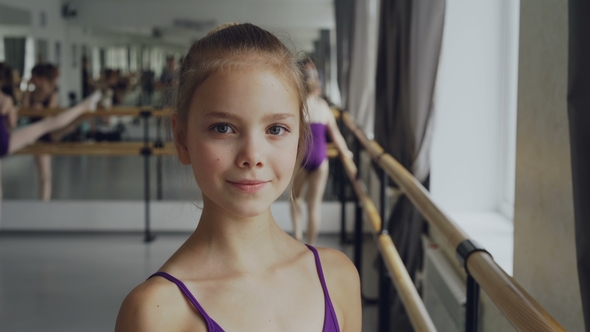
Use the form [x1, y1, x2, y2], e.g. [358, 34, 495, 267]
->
[331, 108, 341, 119]
[339, 111, 566, 332]
[14, 142, 176, 156]
[338, 151, 437, 332]
[14, 142, 341, 158]
[18, 107, 172, 118]
[21, 108, 340, 119]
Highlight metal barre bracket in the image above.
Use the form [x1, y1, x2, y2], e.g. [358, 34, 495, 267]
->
[456, 239, 491, 274]
[375, 151, 386, 161]
[140, 110, 152, 118]
[140, 147, 152, 156]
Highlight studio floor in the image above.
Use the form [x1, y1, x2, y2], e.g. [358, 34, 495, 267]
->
[0, 233, 380, 332]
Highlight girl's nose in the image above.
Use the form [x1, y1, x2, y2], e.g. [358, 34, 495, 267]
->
[236, 135, 264, 168]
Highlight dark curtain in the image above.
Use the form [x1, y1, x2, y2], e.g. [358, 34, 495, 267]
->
[313, 30, 331, 100]
[374, 1, 413, 329]
[347, 0, 380, 136]
[335, 0, 356, 109]
[375, 0, 412, 168]
[568, 0, 590, 330]
[374, 0, 445, 330]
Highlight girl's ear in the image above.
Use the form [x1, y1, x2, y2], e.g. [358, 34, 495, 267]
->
[172, 114, 191, 165]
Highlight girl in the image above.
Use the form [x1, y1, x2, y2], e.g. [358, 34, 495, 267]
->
[0, 62, 101, 207]
[115, 23, 362, 332]
[291, 60, 353, 245]
[22, 63, 60, 201]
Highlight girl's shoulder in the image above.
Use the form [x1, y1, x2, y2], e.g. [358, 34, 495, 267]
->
[314, 247, 360, 291]
[115, 275, 208, 332]
[314, 247, 362, 330]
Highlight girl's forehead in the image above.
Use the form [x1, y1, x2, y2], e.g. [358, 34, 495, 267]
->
[190, 67, 300, 117]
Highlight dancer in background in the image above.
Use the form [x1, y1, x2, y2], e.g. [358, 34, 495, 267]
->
[290, 59, 353, 245]
[0, 62, 101, 212]
[158, 56, 178, 107]
[22, 63, 60, 201]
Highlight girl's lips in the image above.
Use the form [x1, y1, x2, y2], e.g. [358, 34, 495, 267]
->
[227, 180, 269, 193]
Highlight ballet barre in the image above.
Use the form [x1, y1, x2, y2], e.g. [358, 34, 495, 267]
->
[333, 113, 436, 332]
[336, 110, 565, 332]
[18, 107, 172, 118]
[14, 142, 175, 156]
[16, 142, 339, 158]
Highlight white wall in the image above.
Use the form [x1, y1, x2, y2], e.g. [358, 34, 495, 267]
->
[430, 0, 519, 216]
[513, 0, 584, 329]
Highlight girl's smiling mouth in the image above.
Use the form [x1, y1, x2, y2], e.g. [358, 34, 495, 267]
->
[226, 179, 270, 193]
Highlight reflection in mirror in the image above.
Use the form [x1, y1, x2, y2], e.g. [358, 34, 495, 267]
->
[1, 0, 339, 202]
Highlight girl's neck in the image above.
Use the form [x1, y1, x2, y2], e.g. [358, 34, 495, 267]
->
[185, 198, 295, 273]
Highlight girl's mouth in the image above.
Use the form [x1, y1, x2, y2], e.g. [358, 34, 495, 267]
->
[227, 180, 269, 193]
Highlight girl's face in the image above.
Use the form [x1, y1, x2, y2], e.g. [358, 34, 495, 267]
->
[174, 67, 300, 218]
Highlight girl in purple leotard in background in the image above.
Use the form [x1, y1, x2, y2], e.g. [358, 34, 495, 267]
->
[0, 62, 101, 221]
[22, 63, 60, 202]
[115, 23, 361, 332]
[291, 60, 353, 245]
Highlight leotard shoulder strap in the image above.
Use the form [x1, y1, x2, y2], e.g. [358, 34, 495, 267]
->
[305, 244, 341, 332]
[148, 272, 225, 332]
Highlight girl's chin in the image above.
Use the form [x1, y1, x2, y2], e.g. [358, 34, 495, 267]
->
[200, 186, 288, 219]
[226, 203, 272, 219]
[203, 198, 273, 219]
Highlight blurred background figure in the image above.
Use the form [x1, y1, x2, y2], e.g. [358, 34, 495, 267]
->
[0, 61, 101, 209]
[81, 55, 94, 99]
[22, 63, 60, 201]
[158, 56, 177, 108]
[290, 59, 352, 245]
[139, 70, 155, 106]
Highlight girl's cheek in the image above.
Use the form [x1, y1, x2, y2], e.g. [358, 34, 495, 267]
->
[208, 144, 230, 161]
[195, 146, 224, 166]
[279, 145, 299, 176]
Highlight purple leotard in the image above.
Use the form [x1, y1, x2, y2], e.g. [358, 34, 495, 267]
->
[149, 245, 340, 332]
[303, 123, 328, 171]
[0, 115, 9, 157]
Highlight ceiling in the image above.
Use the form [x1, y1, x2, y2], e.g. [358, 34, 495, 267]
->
[67, 0, 335, 52]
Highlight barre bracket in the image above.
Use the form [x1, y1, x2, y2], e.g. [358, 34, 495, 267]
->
[140, 110, 152, 118]
[140, 147, 152, 156]
[456, 239, 491, 274]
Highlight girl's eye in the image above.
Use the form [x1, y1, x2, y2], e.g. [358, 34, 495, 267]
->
[213, 124, 234, 134]
[268, 125, 288, 136]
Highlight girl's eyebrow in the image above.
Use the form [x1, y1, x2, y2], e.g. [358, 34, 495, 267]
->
[204, 111, 296, 121]
[263, 113, 296, 121]
[204, 111, 240, 120]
